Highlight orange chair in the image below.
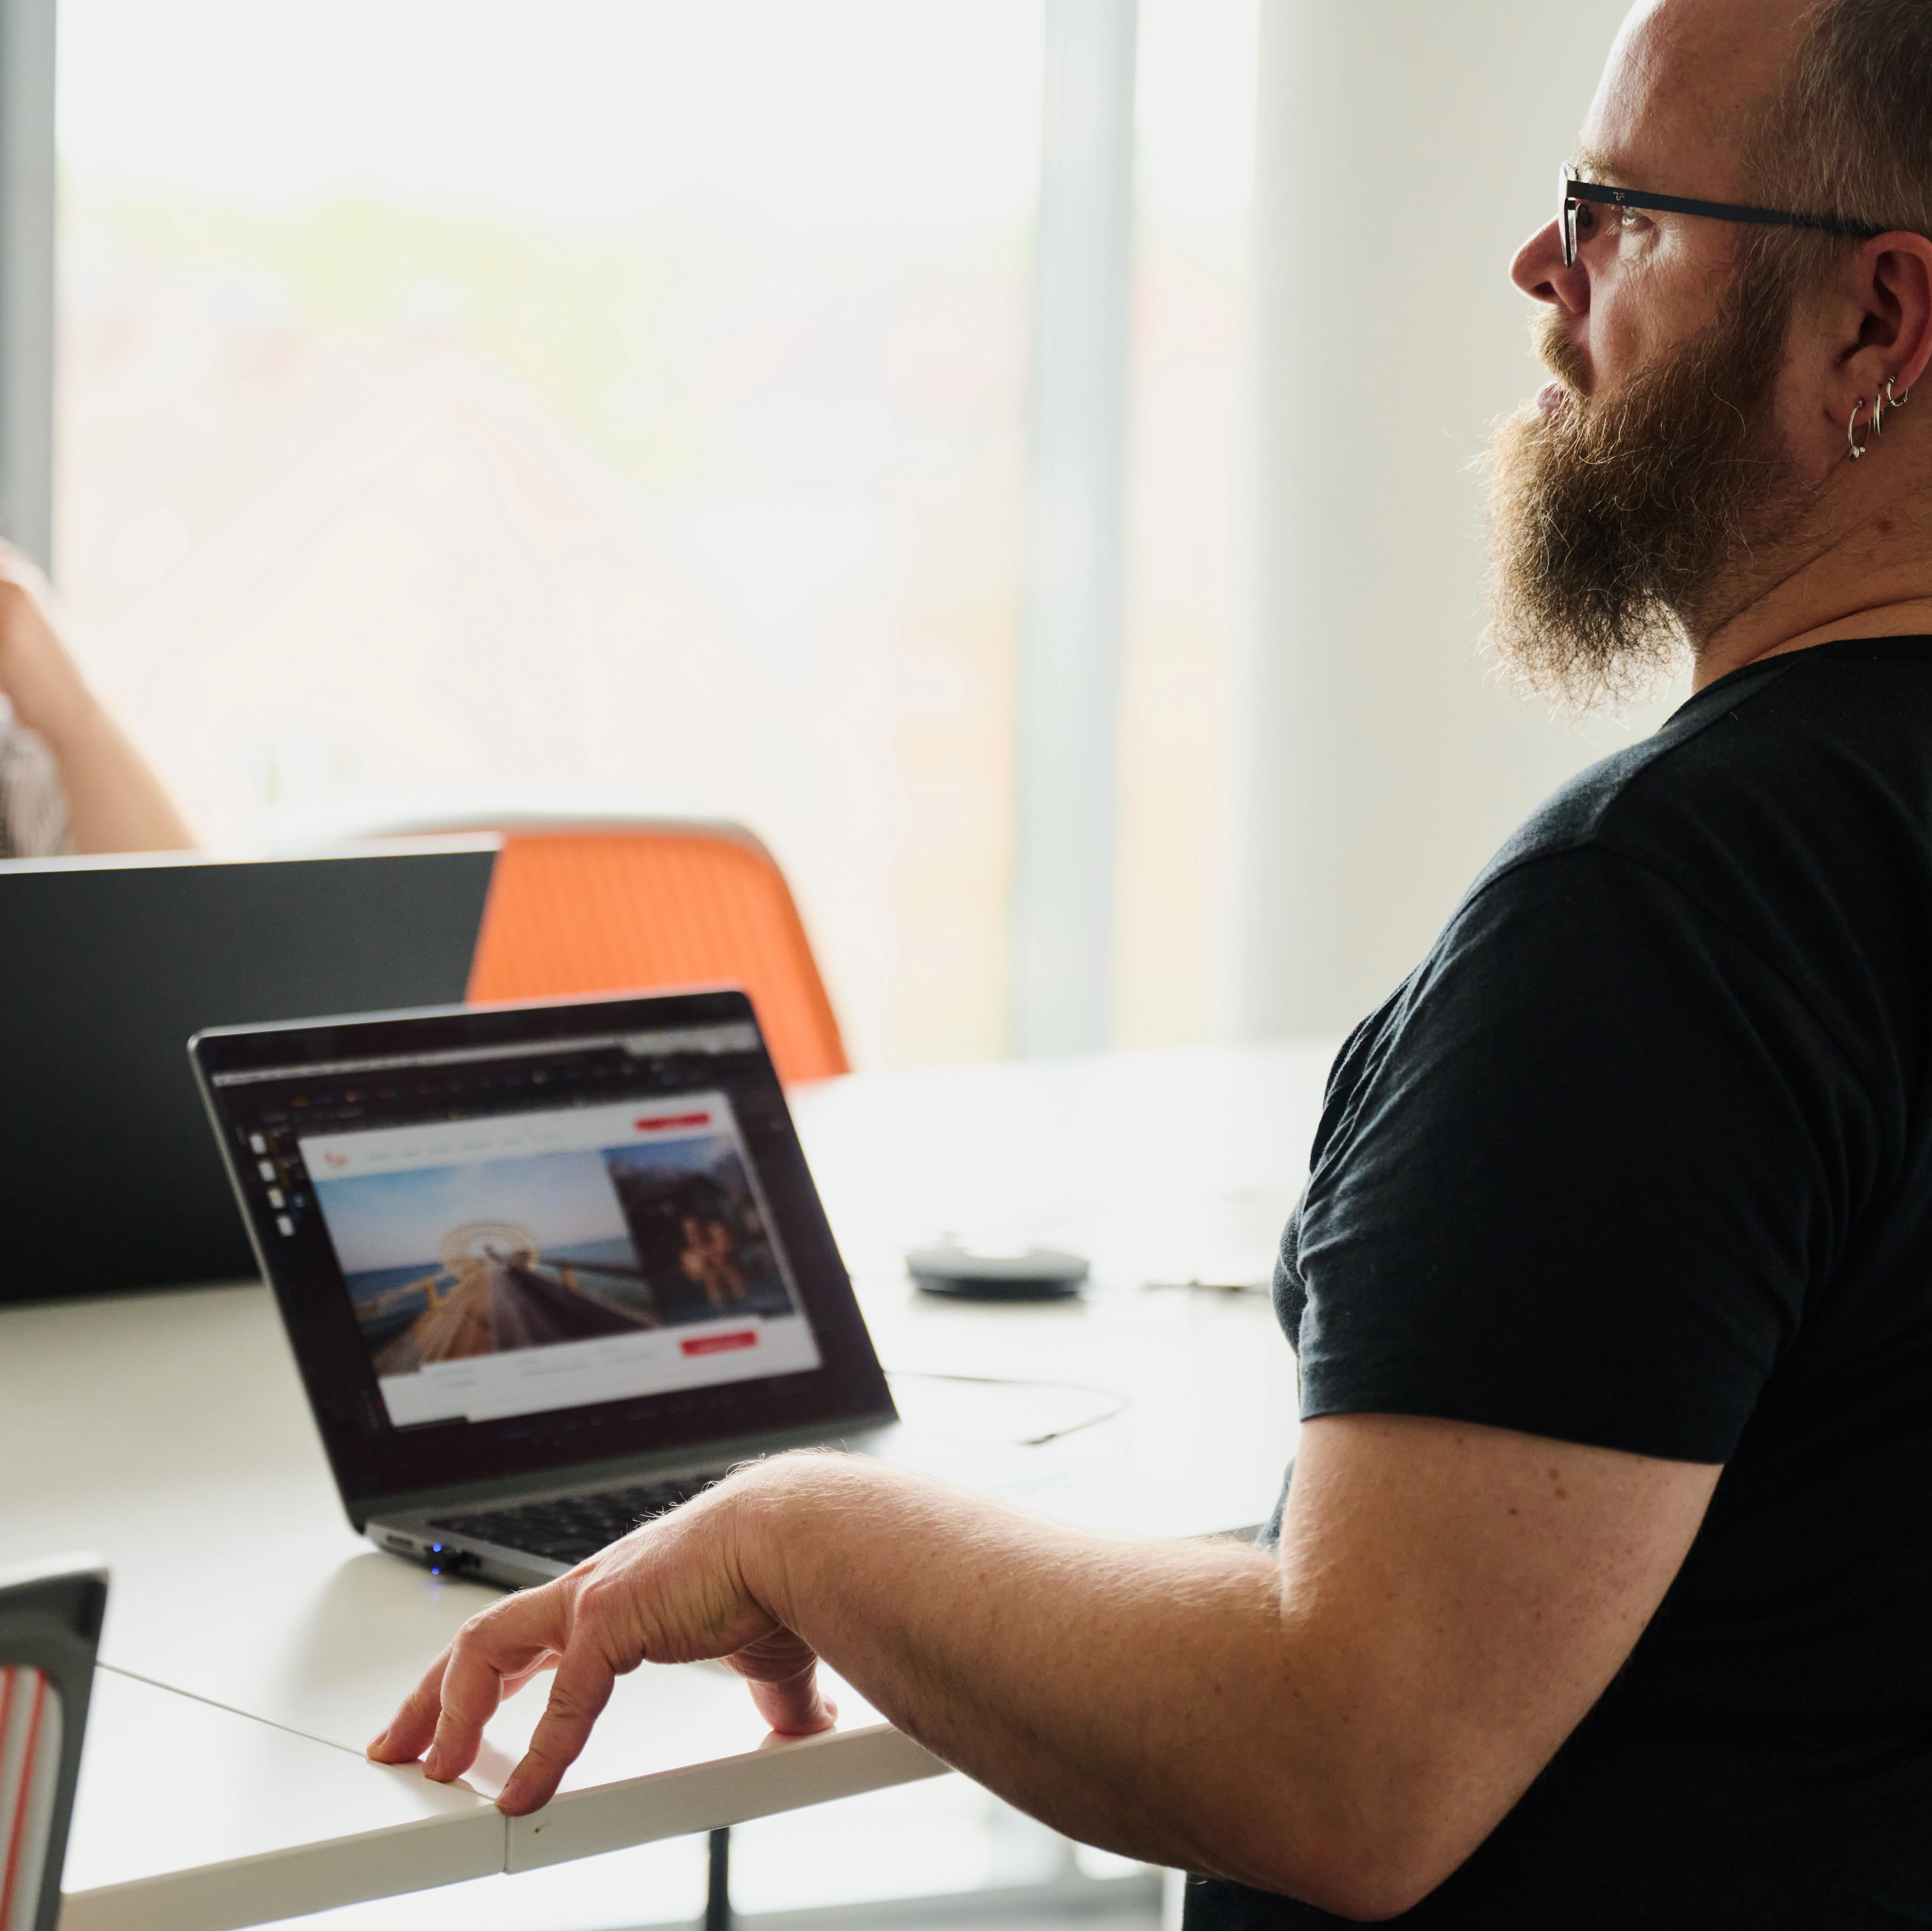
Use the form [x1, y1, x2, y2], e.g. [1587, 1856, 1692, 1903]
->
[458, 822, 848, 1084]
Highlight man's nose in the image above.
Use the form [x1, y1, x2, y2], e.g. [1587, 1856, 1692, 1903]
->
[1511, 217, 1582, 310]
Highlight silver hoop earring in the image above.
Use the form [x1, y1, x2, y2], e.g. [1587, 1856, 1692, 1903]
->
[1887, 374, 1911, 412]
[1849, 397, 1872, 459]
[1874, 387, 1887, 437]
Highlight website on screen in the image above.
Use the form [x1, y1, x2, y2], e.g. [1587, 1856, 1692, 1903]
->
[301, 1091, 821, 1427]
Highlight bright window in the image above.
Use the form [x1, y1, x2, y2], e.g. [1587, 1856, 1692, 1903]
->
[55, 0, 1254, 1068]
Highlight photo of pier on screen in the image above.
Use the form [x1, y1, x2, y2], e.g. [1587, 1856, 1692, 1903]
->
[304, 1093, 805, 1392]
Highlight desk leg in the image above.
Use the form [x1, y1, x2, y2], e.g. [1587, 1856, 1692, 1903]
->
[704, 1825, 733, 1931]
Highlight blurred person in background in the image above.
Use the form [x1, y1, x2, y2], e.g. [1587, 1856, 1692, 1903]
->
[368, 0, 1932, 1922]
[0, 545, 192, 855]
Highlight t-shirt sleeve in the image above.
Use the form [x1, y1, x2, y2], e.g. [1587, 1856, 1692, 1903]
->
[0, 709, 71, 857]
[1289, 845, 1878, 1464]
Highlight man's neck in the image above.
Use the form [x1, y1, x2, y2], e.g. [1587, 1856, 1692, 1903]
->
[1691, 453, 1932, 693]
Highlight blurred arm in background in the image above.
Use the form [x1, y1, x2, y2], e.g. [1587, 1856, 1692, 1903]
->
[0, 546, 193, 855]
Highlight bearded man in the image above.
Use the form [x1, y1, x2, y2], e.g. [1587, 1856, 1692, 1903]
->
[369, 1, 1932, 1922]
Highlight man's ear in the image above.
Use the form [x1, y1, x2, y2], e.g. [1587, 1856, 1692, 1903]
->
[1859, 232, 1932, 399]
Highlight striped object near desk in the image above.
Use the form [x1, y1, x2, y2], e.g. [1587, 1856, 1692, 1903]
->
[0, 1668, 61, 1931]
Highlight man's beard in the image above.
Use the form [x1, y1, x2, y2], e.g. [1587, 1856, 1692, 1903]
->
[1483, 258, 1808, 715]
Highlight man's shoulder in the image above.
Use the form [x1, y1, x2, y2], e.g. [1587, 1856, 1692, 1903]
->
[1468, 642, 1932, 912]
[1469, 657, 1792, 897]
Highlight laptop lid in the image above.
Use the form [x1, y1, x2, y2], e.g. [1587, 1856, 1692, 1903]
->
[0, 843, 497, 1304]
[190, 988, 895, 1529]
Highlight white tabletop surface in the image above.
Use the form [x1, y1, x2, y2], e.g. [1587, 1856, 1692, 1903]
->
[61, 1670, 499, 1931]
[0, 1039, 1329, 1930]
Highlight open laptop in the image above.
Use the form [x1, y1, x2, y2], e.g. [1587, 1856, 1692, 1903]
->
[190, 988, 898, 1589]
[0, 842, 497, 1304]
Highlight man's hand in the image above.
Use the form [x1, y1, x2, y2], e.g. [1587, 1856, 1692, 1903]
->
[367, 1470, 835, 1814]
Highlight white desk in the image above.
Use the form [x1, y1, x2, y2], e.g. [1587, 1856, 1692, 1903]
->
[62, 1673, 499, 1931]
[0, 1041, 1328, 1931]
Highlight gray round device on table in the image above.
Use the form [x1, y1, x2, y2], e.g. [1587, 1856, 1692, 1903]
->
[905, 1241, 1090, 1301]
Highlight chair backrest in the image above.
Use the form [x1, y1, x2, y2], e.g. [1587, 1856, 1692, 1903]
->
[0, 1558, 105, 1931]
[463, 823, 848, 1084]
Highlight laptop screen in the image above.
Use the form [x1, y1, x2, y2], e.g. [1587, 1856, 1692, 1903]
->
[301, 1074, 822, 1430]
[193, 989, 892, 1516]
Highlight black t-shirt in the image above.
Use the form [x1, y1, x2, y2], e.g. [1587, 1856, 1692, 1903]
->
[1188, 641, 1932, 1929]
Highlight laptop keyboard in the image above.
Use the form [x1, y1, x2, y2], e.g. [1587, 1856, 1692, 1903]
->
[429, 1474, 718, 1566]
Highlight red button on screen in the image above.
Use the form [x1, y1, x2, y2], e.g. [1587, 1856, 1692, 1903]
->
[637, 1113, 711, 1132]
[681, 1330, 758, 1357]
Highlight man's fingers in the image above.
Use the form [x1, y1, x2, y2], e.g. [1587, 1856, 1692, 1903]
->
[368, 1646, 453, 1763]
[498, 1647, 618, 1814]
[745, 1662, 838, 1737]
[371, 1585, 576, 1782]
[425, 1607, 570, 1782]
[727, 1632, 836, 1737]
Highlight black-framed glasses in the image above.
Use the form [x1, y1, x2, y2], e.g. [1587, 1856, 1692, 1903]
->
[1559, 163, 1882, 266]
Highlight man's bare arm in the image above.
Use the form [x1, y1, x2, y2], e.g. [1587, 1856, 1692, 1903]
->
[372, 1414, 1718, 1920]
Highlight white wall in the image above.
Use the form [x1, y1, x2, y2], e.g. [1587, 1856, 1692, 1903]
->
[1224, 0, 1681, 1041]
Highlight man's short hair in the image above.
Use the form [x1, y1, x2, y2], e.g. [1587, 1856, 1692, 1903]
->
[1755, 1, 1932, 245]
